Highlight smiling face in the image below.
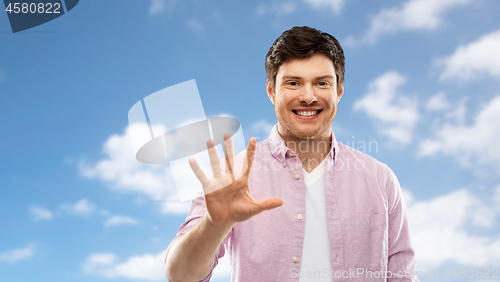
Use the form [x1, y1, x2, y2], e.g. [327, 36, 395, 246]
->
[267, 53, 344, 142]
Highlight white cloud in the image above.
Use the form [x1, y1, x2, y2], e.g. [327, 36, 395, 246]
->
[353, 71, 419, 144]
[0, 245, 34, 263]
[256, 0, 345, 16]
[214, 112, 234, 118]
[186, 19, 204, 34]
[302, 0, 345, 14]
[426, 91, 450, 111]
[149, 0, 165, 15]
[405, 189, 500, 269]
[347, 0, 471, 45]
[402, 188, 415, 205]
[82, 251, 166, 280]
[148, 0, 177, 15]
[437, 29, 500, 81]
[419, 95, 500, 172]
[29, 206, 53, 221]
[84, 253, 116, 266]
[60, 198, 96, 217]
[80, 127, 170, 199]
[105, 215, 139, 227]
[82, 249, 231, 280]
[149, 0, 163, 14]
[495, 186, 500, 205]
[494, 186, 500, 208]
[249, 119, 275, 141]
[444, 97, 467, 124]
[255, 2, 296, 17]
[79, 127, 189, 215]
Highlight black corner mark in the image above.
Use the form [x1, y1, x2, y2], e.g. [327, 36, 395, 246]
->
[3, 0, 79, 33]
[64, 0, 77, 11]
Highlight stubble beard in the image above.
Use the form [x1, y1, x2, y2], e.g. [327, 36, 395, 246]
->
[277, 109, 333, 143]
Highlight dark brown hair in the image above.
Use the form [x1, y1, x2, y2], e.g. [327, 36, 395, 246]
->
[265, 26, 345, 92]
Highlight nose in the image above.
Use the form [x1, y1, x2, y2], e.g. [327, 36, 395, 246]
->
[299, 84, 317, 104]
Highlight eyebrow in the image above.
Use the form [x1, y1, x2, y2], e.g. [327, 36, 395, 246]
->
[281, 75, 335, 80]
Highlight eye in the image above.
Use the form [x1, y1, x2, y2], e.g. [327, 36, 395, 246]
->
[287, 81, 299, 86]
[317, 81, 329, 86]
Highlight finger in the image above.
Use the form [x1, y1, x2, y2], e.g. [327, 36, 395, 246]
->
[241, 137, 257, 176]
[254, 197, 284, 214]
[207, 139, 222, 178]
[225, 155, 235, 183]
[188, 157, 210, 188]
[223, 133, 236, 179]
[239, 150, 248, 176]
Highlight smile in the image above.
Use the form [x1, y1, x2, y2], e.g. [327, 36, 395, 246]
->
[292, 110, 322, 117]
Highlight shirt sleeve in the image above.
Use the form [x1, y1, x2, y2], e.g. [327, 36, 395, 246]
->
[164, 195, 231, 282]
[385, 165, 419, 282]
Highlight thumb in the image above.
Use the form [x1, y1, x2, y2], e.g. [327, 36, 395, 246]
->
[254, 197, 283, 214]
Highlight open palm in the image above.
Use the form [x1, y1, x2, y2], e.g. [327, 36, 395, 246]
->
[188, 133, 283, 228]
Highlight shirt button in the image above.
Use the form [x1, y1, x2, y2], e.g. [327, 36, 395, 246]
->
[295, 173, 300, 179]
[297, 214, 303, 220]
[293, 256, 299, 263]
[288, 152, 293, 156]
[281, 158, 284, 163]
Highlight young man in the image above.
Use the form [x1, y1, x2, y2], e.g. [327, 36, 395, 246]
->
[164, 26, 419, 282]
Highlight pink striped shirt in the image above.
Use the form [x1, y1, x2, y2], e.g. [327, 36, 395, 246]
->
[167, 124, 419, 282]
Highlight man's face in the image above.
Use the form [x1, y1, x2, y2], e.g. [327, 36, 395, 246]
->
[267, 53, 344, 141]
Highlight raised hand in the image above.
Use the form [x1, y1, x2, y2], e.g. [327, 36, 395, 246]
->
[188, 133, 283, 229]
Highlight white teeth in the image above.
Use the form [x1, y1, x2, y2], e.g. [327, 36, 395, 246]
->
[296, 110, 318, 116]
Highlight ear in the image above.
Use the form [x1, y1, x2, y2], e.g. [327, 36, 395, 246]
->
[336, 82, 344, 103]
[266, 80, 275, 105]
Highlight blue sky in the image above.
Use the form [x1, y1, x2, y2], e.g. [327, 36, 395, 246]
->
[1, 0, 500, 281]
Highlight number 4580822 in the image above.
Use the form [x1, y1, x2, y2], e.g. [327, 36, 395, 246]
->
[5, 2, 61, 14]
[443, 268, 498, 279]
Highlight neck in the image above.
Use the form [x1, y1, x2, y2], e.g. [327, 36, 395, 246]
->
[277, 124, 331, 173]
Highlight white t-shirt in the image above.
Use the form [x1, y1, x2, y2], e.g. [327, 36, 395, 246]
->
[299, 157, 333, 282]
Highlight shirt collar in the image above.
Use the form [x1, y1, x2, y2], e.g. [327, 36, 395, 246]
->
[267, 123, 338, 167]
